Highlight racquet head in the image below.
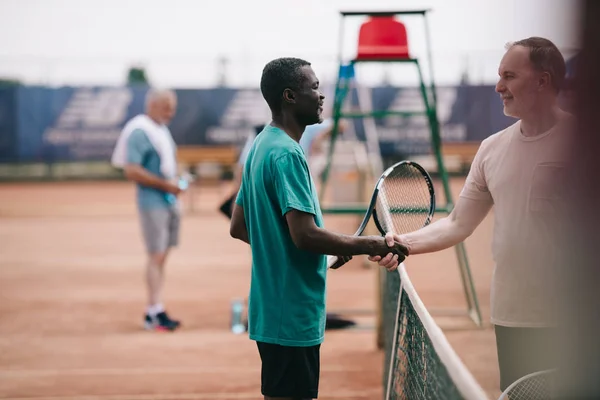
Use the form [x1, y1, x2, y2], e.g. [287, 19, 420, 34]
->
[372, 161, 435, 236]
[326, 160, 434, 270]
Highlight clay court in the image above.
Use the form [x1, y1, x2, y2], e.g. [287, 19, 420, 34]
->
[0, 178, 501, 400]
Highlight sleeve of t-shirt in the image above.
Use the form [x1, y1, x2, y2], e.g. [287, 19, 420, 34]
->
[272, 152, 316, 216]
[235, 178, 245, 207]
[126, 129, 149, 165]
[459, 141, 493, 202]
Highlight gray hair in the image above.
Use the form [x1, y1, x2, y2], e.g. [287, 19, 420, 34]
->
[145, 88, 176, 109]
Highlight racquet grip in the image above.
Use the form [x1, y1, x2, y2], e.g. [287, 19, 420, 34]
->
[327, 255, 338, 269]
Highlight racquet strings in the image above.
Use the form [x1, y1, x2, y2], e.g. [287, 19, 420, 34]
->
[375, 163, 433, 235]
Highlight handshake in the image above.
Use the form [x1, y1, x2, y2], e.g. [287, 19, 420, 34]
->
[328, 232, 410, 271]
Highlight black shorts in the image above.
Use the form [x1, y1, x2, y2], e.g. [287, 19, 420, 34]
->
[256, 341, 320, 399]
[495, 325, 557, 391]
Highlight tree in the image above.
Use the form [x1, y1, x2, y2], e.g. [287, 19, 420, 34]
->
[0, 77, 21, 87]
[127, 66, 150, 85]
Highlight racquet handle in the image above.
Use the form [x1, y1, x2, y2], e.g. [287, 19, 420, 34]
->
[327, 255, 338, 269]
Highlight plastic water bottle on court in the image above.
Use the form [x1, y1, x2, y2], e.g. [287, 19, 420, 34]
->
[230, 298, 246, 334]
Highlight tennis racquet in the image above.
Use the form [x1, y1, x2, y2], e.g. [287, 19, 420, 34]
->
[327, 160, 435, 269]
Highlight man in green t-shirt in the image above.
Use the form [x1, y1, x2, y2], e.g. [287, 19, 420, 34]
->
[230, 57, 406, 400]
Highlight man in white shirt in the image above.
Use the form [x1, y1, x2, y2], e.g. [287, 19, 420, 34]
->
[372, 37, 572, 391]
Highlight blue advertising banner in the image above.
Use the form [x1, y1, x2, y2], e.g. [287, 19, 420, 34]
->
[0, 84, 518, 163]
[15, 86, 147, 162]
[0, 87, 18, 162]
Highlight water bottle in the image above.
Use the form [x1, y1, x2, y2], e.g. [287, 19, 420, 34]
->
[230, 298, 246, 334]
[177, 176, 189, 191]
[165, 174, 190, 205]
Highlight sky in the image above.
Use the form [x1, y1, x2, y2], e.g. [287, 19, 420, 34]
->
[0, 0, 582, 88]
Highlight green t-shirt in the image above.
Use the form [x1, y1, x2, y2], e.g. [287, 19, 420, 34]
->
[236, 125, 327, 347]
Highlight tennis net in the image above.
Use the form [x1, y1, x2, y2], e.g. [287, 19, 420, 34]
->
[382, 264, 489, 400]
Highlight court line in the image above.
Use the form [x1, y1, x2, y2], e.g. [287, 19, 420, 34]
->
[0, 365, 367, 378]
[1, 389, 381, 400]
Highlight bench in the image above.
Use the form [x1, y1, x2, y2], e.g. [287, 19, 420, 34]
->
[177, 145, 239, 168]
[441, 142, 480, 172]
[177, 145, 239, 179]
[176, 145, 239, 212]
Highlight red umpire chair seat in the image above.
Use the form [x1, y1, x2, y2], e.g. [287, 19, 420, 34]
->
[355, 16, 410, 61]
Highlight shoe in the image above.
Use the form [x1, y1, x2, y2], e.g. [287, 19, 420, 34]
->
[144, 311, 181, 331]
[325, 313, 356, 330]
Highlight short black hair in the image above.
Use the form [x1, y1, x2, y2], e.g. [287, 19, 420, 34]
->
[260, 57, 311, 113]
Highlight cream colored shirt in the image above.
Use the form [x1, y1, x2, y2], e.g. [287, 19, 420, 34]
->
[460, 114, 571, 327]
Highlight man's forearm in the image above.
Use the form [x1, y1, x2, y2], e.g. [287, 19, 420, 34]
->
[125, 166, 173, 193]
[297, 227, 381, 256]
[402, 217, 469, 254]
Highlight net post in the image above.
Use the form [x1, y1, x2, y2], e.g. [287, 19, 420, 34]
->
[453, 242, 483, 326]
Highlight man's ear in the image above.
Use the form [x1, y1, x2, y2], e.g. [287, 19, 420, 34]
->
[539, 71, 551, 91]
[283, 88, 296, 105]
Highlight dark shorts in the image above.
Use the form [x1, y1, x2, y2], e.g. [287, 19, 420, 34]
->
[256, 341, 320, 399]
[495, 325, 557, 391]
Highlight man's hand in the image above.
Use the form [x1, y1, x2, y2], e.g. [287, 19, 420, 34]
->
[165, 182, 183, 196]
[124, 164, 183, 196]
[368, 233, 410, 272]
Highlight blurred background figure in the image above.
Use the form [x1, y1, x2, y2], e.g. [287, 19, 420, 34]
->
[556, 1, 600, 397]
[111, 89, 184, 332]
